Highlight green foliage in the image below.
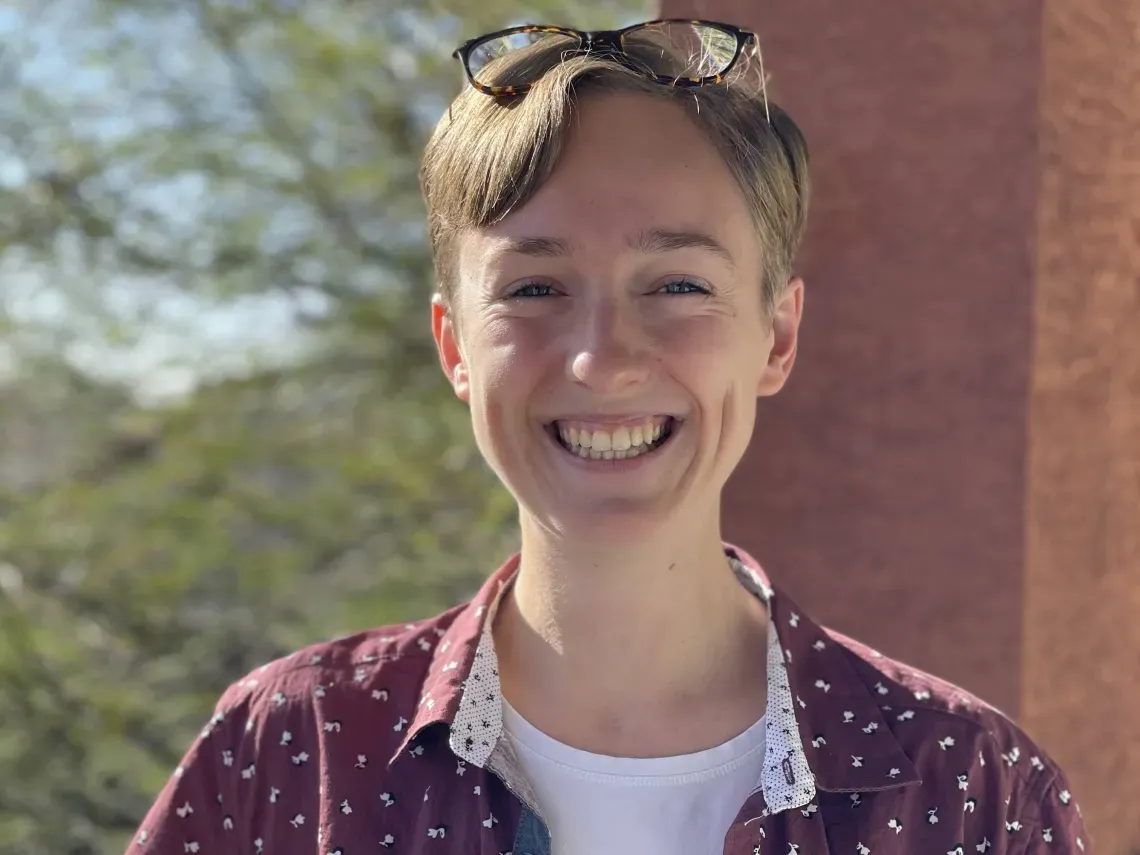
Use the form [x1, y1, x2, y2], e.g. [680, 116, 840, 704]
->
[0, 0, 648, 852]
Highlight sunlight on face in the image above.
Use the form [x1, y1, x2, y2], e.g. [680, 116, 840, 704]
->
[435, 92, 799, 543]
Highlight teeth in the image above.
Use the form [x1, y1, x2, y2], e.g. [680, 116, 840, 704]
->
[556, 418, 672, 460]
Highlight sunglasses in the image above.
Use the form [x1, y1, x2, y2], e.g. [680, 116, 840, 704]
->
[452, 18, 768, 118]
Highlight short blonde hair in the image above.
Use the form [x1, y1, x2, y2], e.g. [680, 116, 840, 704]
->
[420, 40, 810, 316]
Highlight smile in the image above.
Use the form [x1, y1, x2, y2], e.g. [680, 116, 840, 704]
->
[549, 416, 677, 461]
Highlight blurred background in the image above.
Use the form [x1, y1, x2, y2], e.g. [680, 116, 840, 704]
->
[2, 0, 1138, 853]
[0, 1, 647, 852]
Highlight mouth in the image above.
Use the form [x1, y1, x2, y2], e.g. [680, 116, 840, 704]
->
[547, 416, 678, 461]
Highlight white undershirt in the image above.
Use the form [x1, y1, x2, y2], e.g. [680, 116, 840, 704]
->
[502, 700, 767, 855]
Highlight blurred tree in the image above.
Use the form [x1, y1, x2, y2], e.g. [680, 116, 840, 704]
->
[0, 0, 647, 852]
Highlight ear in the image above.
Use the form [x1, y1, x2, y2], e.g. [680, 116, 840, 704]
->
[756, 276, 805, 398]
[431, 294, 470, 403]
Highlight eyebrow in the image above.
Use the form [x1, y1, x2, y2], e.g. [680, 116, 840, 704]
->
[629, 228, 737, 268]
[496, 228, 736, 267]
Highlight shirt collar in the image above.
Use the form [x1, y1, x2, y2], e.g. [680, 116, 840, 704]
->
[390, 545, 921, 813]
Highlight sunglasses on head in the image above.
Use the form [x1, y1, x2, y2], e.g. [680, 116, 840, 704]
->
[452, 18, 769, 119]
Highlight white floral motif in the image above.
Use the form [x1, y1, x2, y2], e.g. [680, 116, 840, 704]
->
[887, 818, 903, 835]
[1043, 829, 1054, 843]
[290, 813, 305, 828]
[356, 754, 368, 768]
[857, 845, 870, 855]
[862, 722, 879, 734]
[372, 689, 389, 701]
[221, 749, 234, 767]
[927, 807, 939, 824]
[380, 792, 395, 807]
[851, 756, 864, 768]
[915, 689, 932, 701]
[380, 835, 395, 847]
[280, 730, 292, 746]
[184, 843, 199, 854]
[254, 838, 264, 854]
[888, 768, 901, 778]
[269, 787, 280, 803]
[843, 711, 855, 723]
[483, 812, 498, 828]
[241, 763, 255, 780]
[811, 736, 827, 748]
[175, 802, 193, 818]
[897, 710, 916, 721]
[1059, 790, 1072, 805]
[427, 827, 447, 839]
[938, 736, 956, 751]
[323, 721, 342, 733]
[393, 716, 408, 732]
[977, 838, 992, 852]
[814, 679, 831, 693]
[291, 751, 310, 765]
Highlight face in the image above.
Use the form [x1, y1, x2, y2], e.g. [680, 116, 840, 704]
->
[432, 91, 803, 543]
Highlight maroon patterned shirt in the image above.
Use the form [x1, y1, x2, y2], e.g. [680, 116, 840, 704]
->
[128, 546, 1091, 855]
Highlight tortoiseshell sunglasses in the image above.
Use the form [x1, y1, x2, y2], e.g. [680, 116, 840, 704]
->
[453, 19, 768, 117]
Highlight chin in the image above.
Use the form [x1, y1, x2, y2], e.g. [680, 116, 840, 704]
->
[536, 496, 684, 541]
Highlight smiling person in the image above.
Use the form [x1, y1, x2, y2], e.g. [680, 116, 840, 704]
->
[128, 19, 1090, 855]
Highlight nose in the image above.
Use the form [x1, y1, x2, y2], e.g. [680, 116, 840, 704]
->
[568, 299, 652, 392]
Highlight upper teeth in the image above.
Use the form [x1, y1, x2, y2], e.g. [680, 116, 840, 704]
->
[557, 422, 665, 452]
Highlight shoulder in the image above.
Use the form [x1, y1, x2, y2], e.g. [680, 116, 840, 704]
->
[128, 604, 466, 854]
[216, 603, 466, 719]
[827, 628, 1088, 840]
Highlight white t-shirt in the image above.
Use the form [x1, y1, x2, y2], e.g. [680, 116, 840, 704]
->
[501, 700, 767, 855]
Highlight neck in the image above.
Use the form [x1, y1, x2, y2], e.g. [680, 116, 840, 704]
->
[493, 509, 770, 754]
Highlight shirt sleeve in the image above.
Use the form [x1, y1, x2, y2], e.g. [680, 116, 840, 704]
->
[126, 686, 255, 855]
[1021, 771, 1093, 855]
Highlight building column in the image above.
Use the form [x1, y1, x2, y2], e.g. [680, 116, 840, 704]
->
[657, 1, 1140, 850]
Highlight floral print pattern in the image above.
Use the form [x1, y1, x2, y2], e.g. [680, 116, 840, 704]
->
[128, 546, 1091, 854]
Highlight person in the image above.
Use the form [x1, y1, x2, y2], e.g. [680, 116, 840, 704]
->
[127, 19, 1091, 855]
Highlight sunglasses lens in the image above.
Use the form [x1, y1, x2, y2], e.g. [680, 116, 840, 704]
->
[621, 22, 739, 80]
[467, 30, 579, 89]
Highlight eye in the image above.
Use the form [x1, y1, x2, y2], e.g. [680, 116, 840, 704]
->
[657, 278, 711, 295]
[506, 281, 557, 298]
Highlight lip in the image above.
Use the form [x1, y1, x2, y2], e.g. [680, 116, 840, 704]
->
[546, 413, 678, 427]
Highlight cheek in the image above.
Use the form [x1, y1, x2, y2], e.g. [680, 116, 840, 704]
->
[465, 319, 553, 401]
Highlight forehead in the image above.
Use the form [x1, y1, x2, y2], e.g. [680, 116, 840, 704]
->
[464, 91, 755, 264]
